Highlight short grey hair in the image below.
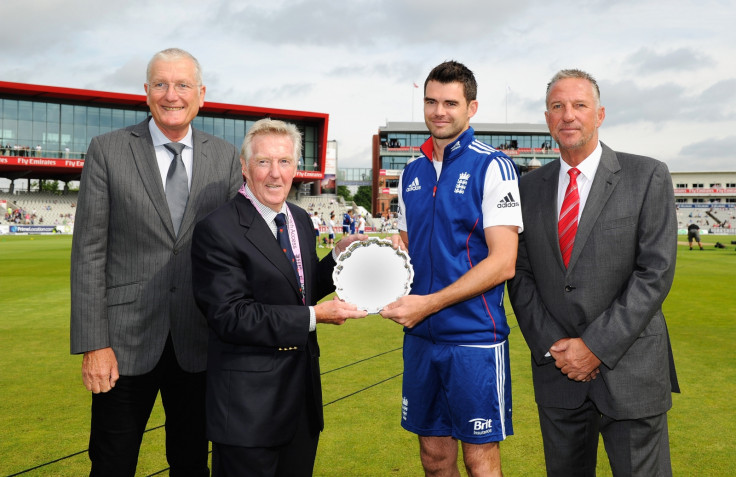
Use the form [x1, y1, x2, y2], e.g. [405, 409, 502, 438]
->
[546, 69, 600, 108]
[146, 48, 202, 85]
[241, 118, 303, 165]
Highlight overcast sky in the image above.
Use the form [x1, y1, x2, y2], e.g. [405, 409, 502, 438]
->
[3, 0, 735, 172]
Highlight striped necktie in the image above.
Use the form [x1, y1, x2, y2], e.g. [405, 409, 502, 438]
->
[558, 168, 581, 268]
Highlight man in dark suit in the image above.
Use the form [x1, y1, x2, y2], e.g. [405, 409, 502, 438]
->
[507, 69, 679, 476]
[191, 118, 368, 477]
[70, 48, 242, 476]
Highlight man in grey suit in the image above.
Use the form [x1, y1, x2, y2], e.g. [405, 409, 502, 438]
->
[507, 69, 679, 476]
[70, 48, 241, 476]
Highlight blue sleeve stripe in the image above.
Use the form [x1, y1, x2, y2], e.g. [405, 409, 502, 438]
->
[492, 156, 519, 181]
[471, 140, 499, 153]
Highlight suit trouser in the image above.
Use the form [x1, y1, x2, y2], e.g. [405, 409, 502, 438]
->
[88, 336, 208, 477]
[211, 398, 320, 477]
[538, 399, 672, 477]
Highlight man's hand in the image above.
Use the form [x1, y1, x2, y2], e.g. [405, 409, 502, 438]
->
[549, 338, 601, 382]
[314, 297, 368, 325]
[333, 234, 369, 256]
[388, 233, 407, 252]
[380, 294, 438, 329]
[82, 347, 119, 393]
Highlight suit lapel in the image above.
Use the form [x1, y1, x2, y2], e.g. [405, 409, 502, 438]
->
[129, 118, 176, 237]
[568, 143, 621, 270]
[176, 128, 207, 242]
[237, 196, 303, 297]
[538, 160, 566, 269]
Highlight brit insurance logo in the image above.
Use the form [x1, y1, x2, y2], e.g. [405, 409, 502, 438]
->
[497, 192, 519, 208]
[469, 417, 494, 436]
[405, 177, 422, 192]
[454, 172, 471, 194]
[402, 396, 409, 421]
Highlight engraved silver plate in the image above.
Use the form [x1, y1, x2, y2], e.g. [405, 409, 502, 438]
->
[332, 237, 414, 313]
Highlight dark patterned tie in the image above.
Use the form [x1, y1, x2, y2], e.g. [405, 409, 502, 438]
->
[558, 168, 581, 268]
[275, 213, 300, 282]
[164, 142, 188, 235]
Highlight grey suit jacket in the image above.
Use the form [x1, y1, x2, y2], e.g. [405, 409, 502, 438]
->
[70, 118, 242, 375]
[507, 142, 679, 420]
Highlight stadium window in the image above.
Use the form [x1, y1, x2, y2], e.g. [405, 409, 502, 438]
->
[87, 107, 100, 139]
[727, 183, 736, 188]
[200, 116, 214, 135]
[111, 109, 125, 129]
[99, 108, 112, 132]
[676, 183, 687, 188]
[123, 110, 138, 127]
[32, 102, 47, 122]
[213, 117, 225, 138]
[390, 197, 399, 213]
[693, 183, 704, 188]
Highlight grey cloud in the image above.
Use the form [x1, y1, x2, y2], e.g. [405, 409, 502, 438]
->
[328, 61, 424, 84]
[515, 76, 736, 127]
[219, 0, 534, 48]
[0, 0, 135, 58]
[91, 58, 149, 94]
[625, 47, 716, 74]
[601, 79, 736, 125]
[217, 82, 315, 108]
[679, 135, 736, 159]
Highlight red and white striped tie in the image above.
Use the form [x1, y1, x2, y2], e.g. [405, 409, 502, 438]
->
[558, 168, 581, 268]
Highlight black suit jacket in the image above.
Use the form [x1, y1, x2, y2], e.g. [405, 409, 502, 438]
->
[191, 193, 336, 447]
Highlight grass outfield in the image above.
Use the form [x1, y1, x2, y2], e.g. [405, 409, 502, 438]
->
[0, 233, 734, 475]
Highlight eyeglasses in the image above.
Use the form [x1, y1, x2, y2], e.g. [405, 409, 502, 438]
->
[147, 82, 199, 95]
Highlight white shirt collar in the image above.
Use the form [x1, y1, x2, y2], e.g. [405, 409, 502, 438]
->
[559, 141, 602, 183]
[148, 119, 193, 149]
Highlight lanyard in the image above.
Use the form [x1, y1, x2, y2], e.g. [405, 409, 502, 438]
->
[285, 203, 306, 303]
[239, 184, 306, 303]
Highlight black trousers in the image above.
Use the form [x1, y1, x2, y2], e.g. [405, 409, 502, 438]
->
[538, 399, 672, 477]
[88, 336, 208, 477]
[212, 399, 319, 477]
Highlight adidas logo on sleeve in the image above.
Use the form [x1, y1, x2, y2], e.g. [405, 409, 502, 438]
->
[497, 192, 519, 208]
[405, 177, 422, 192]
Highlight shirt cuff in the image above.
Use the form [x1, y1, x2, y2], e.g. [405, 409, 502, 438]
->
[309, 306, 316, 332]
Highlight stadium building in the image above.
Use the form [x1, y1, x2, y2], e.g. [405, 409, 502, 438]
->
[671, 171, 736, 234]
[0, 81, 336, 233]
[371, 121, 736, 235]
[372, 121, 557, 217]
[0, 80, 332, 192]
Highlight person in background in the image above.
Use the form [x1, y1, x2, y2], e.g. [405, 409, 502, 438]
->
[327, 213, 336, 248]
[342, 210, 350, 236]
[687, 222, 704, 250]
[311, 211, 322, 247]
[348, 209, 356, 234]
[70, 48, 242, 476]
[507, 68, 679, 476]
[381, 60, 523, 477]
